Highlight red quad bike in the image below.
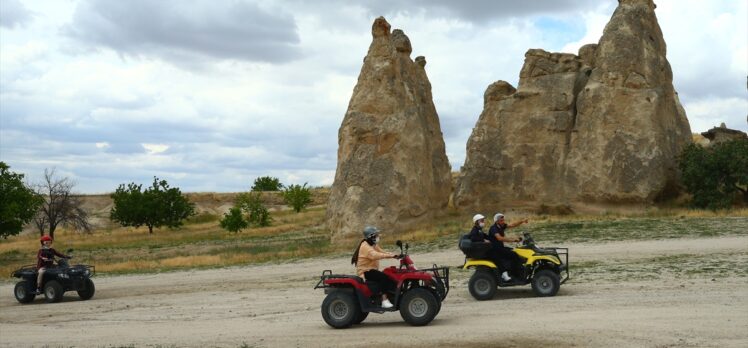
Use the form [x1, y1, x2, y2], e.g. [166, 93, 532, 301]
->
[314, 240, 449, 328]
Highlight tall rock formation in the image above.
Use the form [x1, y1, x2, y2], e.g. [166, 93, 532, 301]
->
[454, 0, 691, 209]
[327, 17, 452, 240]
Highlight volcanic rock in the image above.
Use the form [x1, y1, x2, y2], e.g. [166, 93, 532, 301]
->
[701, 123, 748, 145]
[455, 0, 692, 209]
[327, 17, 451, 240]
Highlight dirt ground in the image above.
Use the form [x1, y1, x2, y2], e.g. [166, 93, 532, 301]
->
[1, 236, 747, 348]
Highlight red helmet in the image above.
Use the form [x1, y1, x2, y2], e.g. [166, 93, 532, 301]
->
[40, 235, 52, 242]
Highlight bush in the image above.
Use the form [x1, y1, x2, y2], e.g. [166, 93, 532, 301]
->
[283, 183, 312, 213]
[220, 207, 248, 233]
[678, 139, 748, 209]
[252, 176, 283, 191]
[236, 192, 271, 227]
[110, 177, 196, 233]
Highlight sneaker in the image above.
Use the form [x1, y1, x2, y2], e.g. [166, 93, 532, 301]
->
[35, 288, 42, 295]
[381, 299, 394, 309]
[501, 271, 512, 282]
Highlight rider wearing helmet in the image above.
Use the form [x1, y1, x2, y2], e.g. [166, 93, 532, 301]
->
[488, 213, 528, 281]
[469, 214, 489, 242]
[36, 235, 70, 294]
[351, 226, 399, 309]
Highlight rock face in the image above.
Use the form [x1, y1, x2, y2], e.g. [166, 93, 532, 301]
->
[455, 0, 692, 209]
[701, 123, 748, 145]
[327, 17, 451, 240]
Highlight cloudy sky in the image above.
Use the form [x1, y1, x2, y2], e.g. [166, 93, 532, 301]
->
[1, 0, 746, 193]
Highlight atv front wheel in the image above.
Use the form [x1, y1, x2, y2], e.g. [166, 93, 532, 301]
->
[400, 288, 438, 326]
[321, 291, 360, 329]
[44, 280, 64, 303]
[14, 281, 35, 304]
[77, 278, 95, 300]
[468, 269, 497, 301]
[531, 269, 560, 297]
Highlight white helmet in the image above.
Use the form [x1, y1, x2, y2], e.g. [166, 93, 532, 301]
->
[494, 213, 504, 222]
[472, 214, 485, 223]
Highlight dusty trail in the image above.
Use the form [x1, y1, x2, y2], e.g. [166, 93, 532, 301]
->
[1, 236, 747, 348]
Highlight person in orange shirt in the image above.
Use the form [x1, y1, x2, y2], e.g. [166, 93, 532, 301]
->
[351, 226, 399, 309]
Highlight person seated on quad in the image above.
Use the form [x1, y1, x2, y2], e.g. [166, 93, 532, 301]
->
[488, 213, 528, 282]
[469, 214, 490, 243]
[36, 235, 70, 294]
[351, 226, 399, 309]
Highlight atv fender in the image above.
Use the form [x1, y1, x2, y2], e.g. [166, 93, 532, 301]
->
[462, 259, 497, 270]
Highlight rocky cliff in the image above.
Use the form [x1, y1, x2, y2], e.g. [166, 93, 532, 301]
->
[327, 17, 452, 239]
[455, 0, 692, 209]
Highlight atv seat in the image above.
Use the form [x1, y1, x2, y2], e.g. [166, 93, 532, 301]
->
[458, 234, 491, 259]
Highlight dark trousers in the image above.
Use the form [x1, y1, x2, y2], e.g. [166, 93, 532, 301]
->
[364, 269, 396, 296]
[494, 247, 523, 277]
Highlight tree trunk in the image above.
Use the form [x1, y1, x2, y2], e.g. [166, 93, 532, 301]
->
[148, 225, 154, 234]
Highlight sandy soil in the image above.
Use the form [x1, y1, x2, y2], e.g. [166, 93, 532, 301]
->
[1, 236, 747, 348]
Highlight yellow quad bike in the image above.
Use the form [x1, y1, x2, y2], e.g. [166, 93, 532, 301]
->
[458, 232, 569, 300]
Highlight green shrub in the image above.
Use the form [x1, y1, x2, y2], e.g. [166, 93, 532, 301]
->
[283, 183, 312, 213]
[220, 207, 248, 233]
[236, 192, 272, 227]
[678, 139, 748, 209]
[251, 176, 283, 191]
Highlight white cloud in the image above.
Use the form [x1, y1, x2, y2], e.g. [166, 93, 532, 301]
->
[1, 0, 745, 193]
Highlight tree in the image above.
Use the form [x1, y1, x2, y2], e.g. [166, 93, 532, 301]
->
[251, 176, 283, 191]
[219, 206, 248, 233]
[33, 168, 92, 239]
[678, 139, 748, 209]
[110, 177, 196, 233]
[0, 162, 43, 238]
[236, 192, 271, 227]
[282, 183, 312, 213]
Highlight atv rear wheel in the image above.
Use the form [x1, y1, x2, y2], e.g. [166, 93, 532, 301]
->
[321, 291, 360, 329]
[77, 278, 95, 300]
[44, 280, 64, 303]
[399, 288, 438, 326]
[468, 269, 497, 301]
[14, 281, 35, 304]
[531, 269, 560, 297]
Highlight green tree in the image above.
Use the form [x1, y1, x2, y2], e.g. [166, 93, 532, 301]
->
[0, 162, 43, 238]
[282, 183, 312, 213]
[236, 192, 271, 227]
[678, 139, 748, 209]
[251, 176, 283, 191]
[110, 177, 196, 233]
[220, 206, 248, 233]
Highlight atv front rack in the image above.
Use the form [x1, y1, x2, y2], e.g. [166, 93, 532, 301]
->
[542, 247, 569, 284]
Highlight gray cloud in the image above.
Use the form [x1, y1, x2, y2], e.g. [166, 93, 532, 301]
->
[63, 0, 302, 65]
[352, 0, 602, 23]
[0, 0, 33, 29]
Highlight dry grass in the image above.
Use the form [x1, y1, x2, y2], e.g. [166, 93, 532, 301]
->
[2, 203, 746, 279]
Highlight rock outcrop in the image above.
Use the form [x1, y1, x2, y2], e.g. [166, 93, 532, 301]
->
[327, 17, 451, 240]
[455, 0, 692, 209]
[701, 123, 748, 145]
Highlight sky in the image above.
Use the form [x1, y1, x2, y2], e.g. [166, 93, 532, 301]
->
[1, 0, 746, 194]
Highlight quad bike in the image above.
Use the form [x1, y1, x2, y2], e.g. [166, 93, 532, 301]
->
[11, 249, 95, 304]
[459, 232, 568, 301]
[314, 240, 449, 328]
